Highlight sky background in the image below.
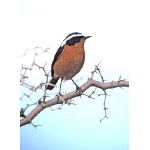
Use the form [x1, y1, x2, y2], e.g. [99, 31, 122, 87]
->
[17, 0, 149, 150]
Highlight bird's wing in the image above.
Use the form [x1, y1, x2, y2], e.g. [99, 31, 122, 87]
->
[51, 46, 64, 77]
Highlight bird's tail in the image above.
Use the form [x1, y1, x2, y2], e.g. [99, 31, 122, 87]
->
[46, 77, 59, 90]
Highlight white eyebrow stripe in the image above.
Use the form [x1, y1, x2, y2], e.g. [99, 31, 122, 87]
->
[61, 33, 83, 47]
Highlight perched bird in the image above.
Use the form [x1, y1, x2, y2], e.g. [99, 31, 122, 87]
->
[46, 32, 91, 92]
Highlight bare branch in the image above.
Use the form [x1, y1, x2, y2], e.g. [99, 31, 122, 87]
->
[20, 79, 129, 127]
[100, 90, 109, 123]
[90, 61, 101, 79]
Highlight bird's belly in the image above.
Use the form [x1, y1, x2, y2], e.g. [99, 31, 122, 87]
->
[54, 47, 85, 80]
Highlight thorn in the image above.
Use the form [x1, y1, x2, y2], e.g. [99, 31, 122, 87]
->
[38, 99, 42, 104]
[106, 116, 108, 119]
[119, 75, 121, 80]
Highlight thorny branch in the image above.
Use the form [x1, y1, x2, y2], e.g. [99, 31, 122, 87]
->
[20, 47, 129, 127]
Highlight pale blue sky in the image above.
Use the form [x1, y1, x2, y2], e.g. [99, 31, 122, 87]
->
[20, 0, 130, 150]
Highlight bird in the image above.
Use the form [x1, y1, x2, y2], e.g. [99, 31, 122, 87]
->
[46, 32, 91, 93]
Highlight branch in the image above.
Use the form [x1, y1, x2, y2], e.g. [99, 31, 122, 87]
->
[20, 79, 129, 127]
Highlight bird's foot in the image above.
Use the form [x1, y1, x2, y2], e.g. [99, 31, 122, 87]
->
[56, 93, 65, 105]
[75, 85, 83, 97]
[71, 79, 83, 96]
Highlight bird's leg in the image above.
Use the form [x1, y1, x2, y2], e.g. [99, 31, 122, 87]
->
[56, 94, 65, 106]
[59, 78, 63, 95]
[71, 79, 83, 96]
[56, 78, 65, 105]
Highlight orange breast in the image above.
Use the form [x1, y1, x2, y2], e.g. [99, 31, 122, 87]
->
[53, 39, 85, 80]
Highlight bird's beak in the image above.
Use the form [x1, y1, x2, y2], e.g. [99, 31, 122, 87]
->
[84, 36, 92, 40]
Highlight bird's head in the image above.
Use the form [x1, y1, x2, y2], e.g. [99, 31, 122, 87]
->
[61, 32, 91, 47]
